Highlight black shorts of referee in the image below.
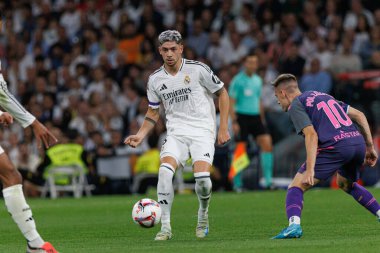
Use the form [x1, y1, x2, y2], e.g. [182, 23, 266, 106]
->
[236, 113, 269, 141]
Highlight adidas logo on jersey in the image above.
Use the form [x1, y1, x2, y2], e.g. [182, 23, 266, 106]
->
[159, 84, 168, 91]
[203, 153, 210, 158]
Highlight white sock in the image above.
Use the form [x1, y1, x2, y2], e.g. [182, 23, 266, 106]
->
[157, 163, 175, 231]
[289, 216, 301, 226]
[376, 209, 380, 219]
[3, 185, 44, 247]
[194, 172, 212, 221]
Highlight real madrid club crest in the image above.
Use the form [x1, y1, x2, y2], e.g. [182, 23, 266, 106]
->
[184, 75, 190, 84]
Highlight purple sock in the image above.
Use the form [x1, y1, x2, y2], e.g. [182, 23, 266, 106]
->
[350, 183, 380, 216]
[286, 187, 304, 219]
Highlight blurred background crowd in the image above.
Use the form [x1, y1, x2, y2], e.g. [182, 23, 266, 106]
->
[0, 0, 379, 196]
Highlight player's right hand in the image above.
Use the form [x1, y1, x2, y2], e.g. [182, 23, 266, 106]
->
[301, 170, 315, 186]
[124, 135, 142, 148]
[31, 119, 58, 149]
[0, 112, 13, 126]
[364, 146, 378, 167]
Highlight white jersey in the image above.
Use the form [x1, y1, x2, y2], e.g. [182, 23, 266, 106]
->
[147, 58, 224, 138]
[0, 73, 35, 128]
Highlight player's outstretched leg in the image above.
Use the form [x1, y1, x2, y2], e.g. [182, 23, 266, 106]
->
[347, 182, 380, 221]
[194, 172, 212, 238]
[155, 163, 175, 241]
[272, 187, 304, 239]
[0, 153, 58, 253]
[4, 184, 59, 253]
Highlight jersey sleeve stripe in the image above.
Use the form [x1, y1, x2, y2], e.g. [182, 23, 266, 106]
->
[0, 81, 27, 113]
[185, 60, 212, 73]
[179, 58, 185, 71]
[149, 101, 160, 106]
[149, 67, 163, 78]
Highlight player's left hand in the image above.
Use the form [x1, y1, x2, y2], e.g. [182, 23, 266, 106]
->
[0, 112, 13, 126]
[364, 146, 378, 167]
[217, 128, 231, 146]
[302, 170, 315, 186]
[31, 119, 58, 149]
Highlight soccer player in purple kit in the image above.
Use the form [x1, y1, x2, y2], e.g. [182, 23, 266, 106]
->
[271, 74, 379, 239]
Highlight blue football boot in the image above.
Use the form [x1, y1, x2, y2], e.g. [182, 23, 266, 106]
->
[272, 224, 303, 239]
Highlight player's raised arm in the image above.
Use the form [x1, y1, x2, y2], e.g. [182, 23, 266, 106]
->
[124, 107, 160, 148]
[347, 106, 374, 148]
[0, 82, 58, 148]
[347, 106, 378, 167]
[215, 87, 231, 145]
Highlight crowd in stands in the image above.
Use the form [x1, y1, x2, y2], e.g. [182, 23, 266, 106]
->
[0, 0, 379, 194]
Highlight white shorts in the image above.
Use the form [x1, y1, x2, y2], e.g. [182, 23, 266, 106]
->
[160, 135, 215, 167]
[0, 145, 4, 155]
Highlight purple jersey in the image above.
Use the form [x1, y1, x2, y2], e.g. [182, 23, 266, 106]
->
[289, 91, 365, 148]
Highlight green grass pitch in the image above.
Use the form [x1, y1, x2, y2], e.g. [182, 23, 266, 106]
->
[0, 189, 379, 253]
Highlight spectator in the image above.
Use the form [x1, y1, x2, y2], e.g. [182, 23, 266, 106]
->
[322, 0, 341, 29]
[235, 3, 255, 35]
[279, 42, 305, 79]
[211, 0, 235, 34]
[282, 13, 303, 43]
[343, 0, 374, 31]
[352, 14, 371, 55]
[187, 19, 209, 58]
[118, 21, 144, 65]
[206, 31, 225, 71]
[360, 26, 380, 67]
[300, 58, 332, 94]
[299, 29, 318, 61]
[59, 0, 81, 40]
[260, 8, 280, 43]
[330, 35, 363, 103]
[330, 35, 362, 77]
[220, 31, 248, 65]
[305, 37, 333, 71]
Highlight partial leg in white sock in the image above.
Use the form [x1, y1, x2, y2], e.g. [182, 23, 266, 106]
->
[157, 163, 175, 231]
[3, 184, 44, 247]
[194, 172, 212, 221]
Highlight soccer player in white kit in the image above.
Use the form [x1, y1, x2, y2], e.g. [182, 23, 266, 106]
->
[0, 18, 59, 253]
[124, 30, 231, 240]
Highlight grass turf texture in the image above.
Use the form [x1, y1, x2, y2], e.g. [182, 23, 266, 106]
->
[0, 189, 379, 253]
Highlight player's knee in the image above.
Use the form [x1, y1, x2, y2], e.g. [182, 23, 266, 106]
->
[0, 163, 22, 186]
[193, 162, 211, 173]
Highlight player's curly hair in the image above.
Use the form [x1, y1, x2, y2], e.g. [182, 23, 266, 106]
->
[158, 30, 183, 45]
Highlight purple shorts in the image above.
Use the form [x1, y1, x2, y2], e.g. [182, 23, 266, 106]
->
[298, 143, 366, 181]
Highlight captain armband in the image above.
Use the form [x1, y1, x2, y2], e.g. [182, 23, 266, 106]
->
[145, 116, 157, 125]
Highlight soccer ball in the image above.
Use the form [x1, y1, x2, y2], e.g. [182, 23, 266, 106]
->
[132, 198, 162, 228]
